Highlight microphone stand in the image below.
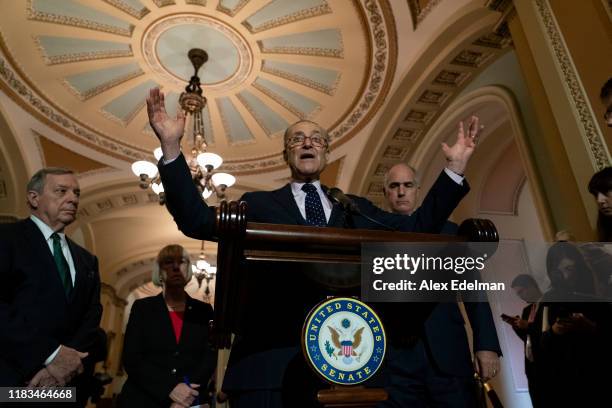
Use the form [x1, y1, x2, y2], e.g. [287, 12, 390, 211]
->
[327, 188, 396, 231]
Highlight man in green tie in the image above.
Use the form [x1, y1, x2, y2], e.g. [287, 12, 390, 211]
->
[0, 167, 104, 407]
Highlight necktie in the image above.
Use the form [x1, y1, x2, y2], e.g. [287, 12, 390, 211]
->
[528, 303, 537, 323]
[51, 233, 72, 297]
[302, 183, 327, 227]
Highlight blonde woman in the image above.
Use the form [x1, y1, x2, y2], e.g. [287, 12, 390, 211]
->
[119, 245, 216, 408]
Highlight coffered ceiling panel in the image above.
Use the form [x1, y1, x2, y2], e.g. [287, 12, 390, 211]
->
[0, 0, 396, 175]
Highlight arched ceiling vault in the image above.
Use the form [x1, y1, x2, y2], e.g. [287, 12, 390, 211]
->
[351, 3, 513, 198]
[0, 0, 517, 301]
[0, 0, 397, 175]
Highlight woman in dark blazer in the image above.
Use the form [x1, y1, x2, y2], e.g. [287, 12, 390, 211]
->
[118, 244, 216, 408]
[538, 242, 612, 407]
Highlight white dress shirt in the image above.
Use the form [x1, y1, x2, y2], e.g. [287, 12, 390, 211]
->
[290, 180, 333, 222]
[29, 215, 76, 284]
[29, 215, 77, 365]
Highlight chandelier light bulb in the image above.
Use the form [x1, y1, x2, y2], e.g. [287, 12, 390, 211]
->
[197, 152, 223, 170]
[212, 173, 236, 188]
[151, 182, 165, 195]
[196, 259, 210, 270]
[133, 49, 235, 204]
[131, 160, 158, 179]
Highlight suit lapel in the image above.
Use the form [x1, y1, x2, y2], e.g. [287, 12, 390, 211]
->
[270, 184, 307, 225]
[22, 219, 67, 301]
[155, 293, 180, 346]
[178, 296, 197, 348]
[322, 185, 345, 227]
[66, 238, 90, 303]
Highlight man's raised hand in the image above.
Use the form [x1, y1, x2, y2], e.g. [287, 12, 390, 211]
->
[442, 115, 481, 175]
[146, 87, 185, 161]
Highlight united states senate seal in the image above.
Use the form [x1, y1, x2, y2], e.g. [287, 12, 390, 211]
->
[302, 297, 386, 385]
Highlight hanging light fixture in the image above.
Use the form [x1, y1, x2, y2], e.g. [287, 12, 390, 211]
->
[132, 48, 235, 204]
[191, 241, 216, 302]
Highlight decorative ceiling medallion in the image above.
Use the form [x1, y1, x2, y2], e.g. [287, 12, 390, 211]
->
[0, 0, 397, 175]
[142, 15, 253, 92]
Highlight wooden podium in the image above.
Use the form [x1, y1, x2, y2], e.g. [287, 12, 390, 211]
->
[212, 200, 498, 406]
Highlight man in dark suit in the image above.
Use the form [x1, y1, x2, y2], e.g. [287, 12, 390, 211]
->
[147, 88, 480, 407]
[506, 274, 543, 407]
[381, 163, 501, 407]
[0, 167, 103, 407]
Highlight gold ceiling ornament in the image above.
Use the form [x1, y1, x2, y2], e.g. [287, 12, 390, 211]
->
[131, 48, 235, 205]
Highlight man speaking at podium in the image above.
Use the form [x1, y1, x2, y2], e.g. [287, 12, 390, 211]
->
[147, 87, 480, 408]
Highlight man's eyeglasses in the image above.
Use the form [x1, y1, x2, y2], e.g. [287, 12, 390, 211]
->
[160, 257, 189, 267]
[286, 134, 328, 148]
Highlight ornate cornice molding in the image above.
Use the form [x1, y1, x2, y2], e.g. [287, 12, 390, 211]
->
[103, 0, 150, 19]
[26, 0, 134, 37]
[0, 49, 150, 162]
[407, 0, 443, 29]
[534, 0, 611, 169]
[257, 44, 344, 58]
[101, 282, 127, 307]
[244, 2, 332, 33]
[329, 0, 397, 145]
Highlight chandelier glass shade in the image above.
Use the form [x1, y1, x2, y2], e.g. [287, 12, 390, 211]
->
[191, 241, 216, 301]
[131, 48, 235, 204]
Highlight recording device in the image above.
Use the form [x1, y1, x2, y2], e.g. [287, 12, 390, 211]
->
[327, 187, 396, 231]
[500, 313, 515, 323]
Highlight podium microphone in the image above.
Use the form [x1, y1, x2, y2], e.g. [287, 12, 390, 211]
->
[328, 187, 396, 231]
[328, 187, 359, 213]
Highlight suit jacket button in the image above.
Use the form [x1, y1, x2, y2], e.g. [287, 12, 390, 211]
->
[171, 368, 177, 374]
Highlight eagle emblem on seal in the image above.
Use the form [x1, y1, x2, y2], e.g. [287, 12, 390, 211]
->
[326, 318, 365, 364]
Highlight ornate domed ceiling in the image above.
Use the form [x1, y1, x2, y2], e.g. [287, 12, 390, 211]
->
[0, 0, 396, 174]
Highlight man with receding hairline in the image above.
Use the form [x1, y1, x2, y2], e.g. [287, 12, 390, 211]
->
[147, 87, 482, 408]
[0, 167, 103, 407]
[381, 162, 501, 408]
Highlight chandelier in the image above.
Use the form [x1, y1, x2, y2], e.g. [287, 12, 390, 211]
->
[132, 48, 235, 205]
[191, 241, 216, 302]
